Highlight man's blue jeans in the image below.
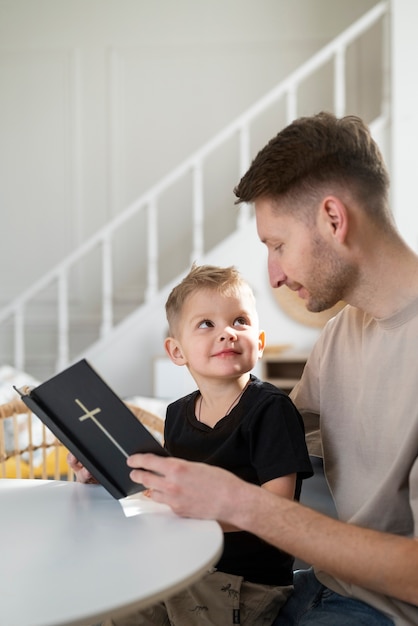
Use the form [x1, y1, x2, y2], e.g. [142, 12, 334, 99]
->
[272, 568, 394, 625]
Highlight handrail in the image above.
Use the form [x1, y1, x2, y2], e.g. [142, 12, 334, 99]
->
[0, 1, 389, 374]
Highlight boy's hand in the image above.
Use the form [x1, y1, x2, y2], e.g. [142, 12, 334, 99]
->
[67, 452, 98, 484]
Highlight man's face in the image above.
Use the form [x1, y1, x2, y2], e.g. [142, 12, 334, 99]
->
[255, 197, 355, 312]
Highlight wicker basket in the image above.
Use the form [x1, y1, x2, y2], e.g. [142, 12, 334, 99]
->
[0, 398, 164, 480]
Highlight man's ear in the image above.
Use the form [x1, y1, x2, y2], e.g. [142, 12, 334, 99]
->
[258, 330, 266, 357]
[317, 195, 349, 245]
[164, 336, 187, 366]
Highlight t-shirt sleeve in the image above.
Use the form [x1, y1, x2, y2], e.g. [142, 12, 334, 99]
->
[248, 393, 313, 485]
[290, 340, 322, 457]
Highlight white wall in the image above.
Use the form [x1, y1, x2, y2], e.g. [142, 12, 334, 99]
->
[390, 0, 418, 251]
[0, 0, 377, 303]
[0, 0, 396, 393]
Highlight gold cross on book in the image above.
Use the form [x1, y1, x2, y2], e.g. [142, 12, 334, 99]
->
[75, 398, 129, 458]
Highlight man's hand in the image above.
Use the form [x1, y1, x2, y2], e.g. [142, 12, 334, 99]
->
[127, 453, 249, 524]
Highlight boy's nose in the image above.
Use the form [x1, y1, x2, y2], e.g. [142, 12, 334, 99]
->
[219, 327, 237, 342]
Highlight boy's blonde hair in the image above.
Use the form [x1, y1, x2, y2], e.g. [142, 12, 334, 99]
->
[165, 264, 256, 336]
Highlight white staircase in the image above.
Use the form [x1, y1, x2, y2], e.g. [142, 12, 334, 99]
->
[0, 1, 390, 393]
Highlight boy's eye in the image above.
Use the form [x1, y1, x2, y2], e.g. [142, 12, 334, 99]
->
[198, 319, 214, 328]
[234, 316, 248, 327]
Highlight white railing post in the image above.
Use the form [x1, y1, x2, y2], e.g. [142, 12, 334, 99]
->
[56, 270, 70, 371]
[14, 306, 25, 371]
[334, 46, 346, 117]
[101, 233, 113, 338]
[381, 5, 391, 121]
[286, 85, 298, 124]
[239, 123, 251, 175]
[191, 161, 204, 262]
[145, 198, 158, 302]
[237, 124, 252, 227]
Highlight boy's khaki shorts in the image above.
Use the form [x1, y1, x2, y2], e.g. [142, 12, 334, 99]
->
[102, 569, 293, 626]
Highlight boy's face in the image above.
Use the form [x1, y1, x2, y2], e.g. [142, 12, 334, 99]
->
[165, 287, 265, 382]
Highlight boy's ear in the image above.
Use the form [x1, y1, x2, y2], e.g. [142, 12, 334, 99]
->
[164, 336, 187, 366]
[258, 330, 266, 356]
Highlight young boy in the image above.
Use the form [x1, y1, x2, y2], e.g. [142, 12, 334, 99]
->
[101, 264, 312, 626]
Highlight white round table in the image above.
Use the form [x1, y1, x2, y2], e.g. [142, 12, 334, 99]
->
[0, 479, 223, 626]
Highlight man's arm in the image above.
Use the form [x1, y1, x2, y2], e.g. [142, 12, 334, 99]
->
[222, 473, 296, 532]
[128, 453, 418, 607]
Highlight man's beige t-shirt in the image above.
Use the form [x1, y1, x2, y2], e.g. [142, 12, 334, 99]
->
[291, 300, 418, 626]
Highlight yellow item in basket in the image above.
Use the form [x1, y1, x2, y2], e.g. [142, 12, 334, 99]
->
[2, 444, 70, 479]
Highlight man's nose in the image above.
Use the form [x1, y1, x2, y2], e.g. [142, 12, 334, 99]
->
[268, 258, 286, 288]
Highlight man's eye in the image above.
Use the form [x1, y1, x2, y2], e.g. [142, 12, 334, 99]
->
[198, 320, 213, 328]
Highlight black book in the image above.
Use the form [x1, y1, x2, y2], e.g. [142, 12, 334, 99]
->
[14, 359, 168, 499]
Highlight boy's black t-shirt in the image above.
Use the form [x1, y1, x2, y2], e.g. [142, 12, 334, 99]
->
[164, 375, 313, 585]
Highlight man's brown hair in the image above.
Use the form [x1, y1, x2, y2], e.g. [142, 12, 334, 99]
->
[234, 111, 391, 225]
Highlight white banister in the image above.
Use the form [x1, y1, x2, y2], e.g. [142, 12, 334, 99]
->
[237, 1, 387, 130]
[0, 1, 389, 376]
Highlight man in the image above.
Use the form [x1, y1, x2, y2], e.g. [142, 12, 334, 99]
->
[73, 112, 418, 624]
